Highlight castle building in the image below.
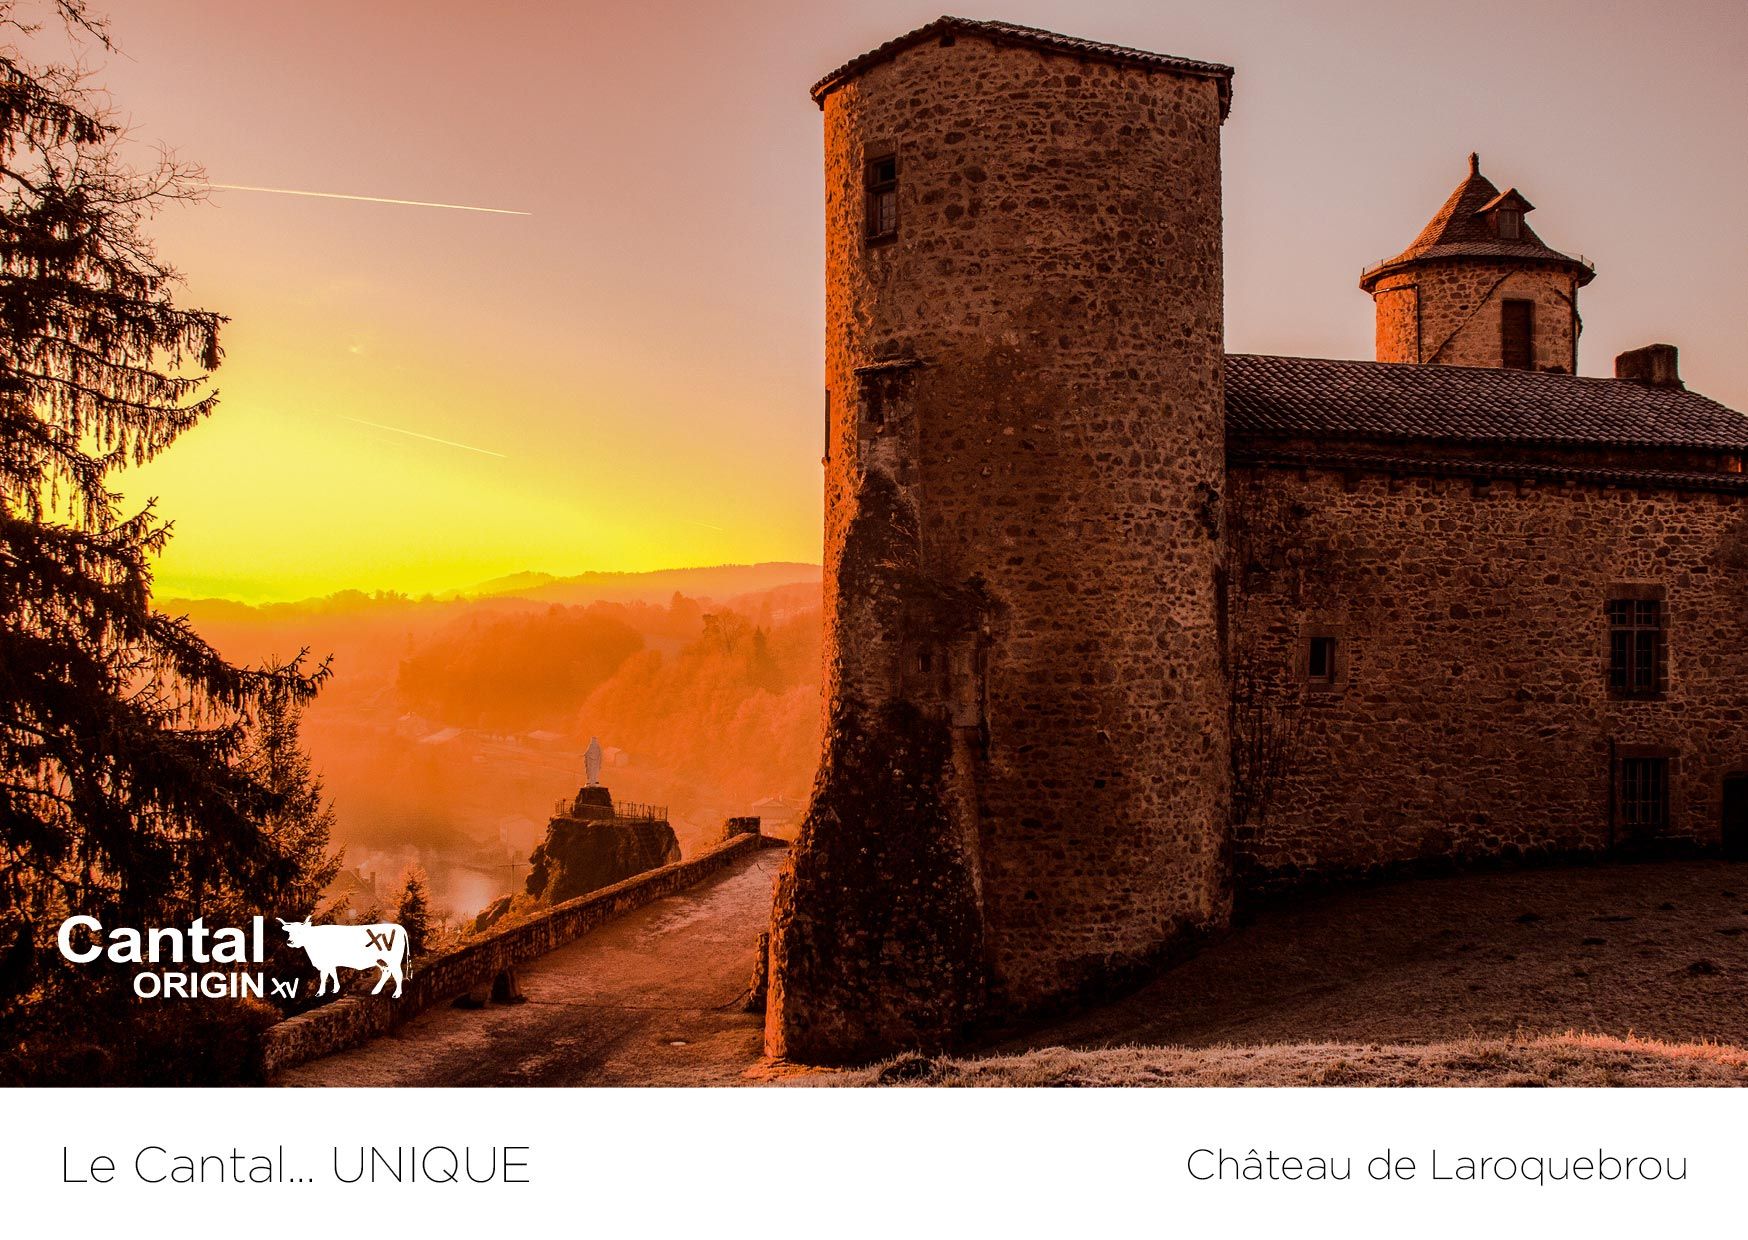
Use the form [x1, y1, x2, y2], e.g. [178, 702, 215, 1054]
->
[767, 16, 1748, 1063]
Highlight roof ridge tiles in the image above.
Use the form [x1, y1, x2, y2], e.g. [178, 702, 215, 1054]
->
[809, 16, 1235, 116]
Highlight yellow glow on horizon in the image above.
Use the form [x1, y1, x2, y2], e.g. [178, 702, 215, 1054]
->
[121, 298, 823, 604]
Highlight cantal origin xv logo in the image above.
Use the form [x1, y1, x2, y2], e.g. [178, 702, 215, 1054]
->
[56, 914, 409, 1000]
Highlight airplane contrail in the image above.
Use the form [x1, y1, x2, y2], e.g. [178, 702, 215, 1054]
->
[337, 414, 507, 458]
[213, 183, 530, 216]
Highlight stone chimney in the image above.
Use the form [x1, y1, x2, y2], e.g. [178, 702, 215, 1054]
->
[1615, 343, 1683, 389]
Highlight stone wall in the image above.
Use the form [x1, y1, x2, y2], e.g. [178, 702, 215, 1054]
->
[262, 833, 766, 1077]
[1371, 261, 1581, 371]
[1228, 455, 1748, 888]
[768, 30, 1233, 1061]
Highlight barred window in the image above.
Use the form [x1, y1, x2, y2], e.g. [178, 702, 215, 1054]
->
[1607, 597, 1664, 696]
[865, 155, 898, 242]
[1618, 757, 1669, 837]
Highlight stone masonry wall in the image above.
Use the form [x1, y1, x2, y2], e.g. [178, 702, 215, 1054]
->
[1371, 261, 1581, 371]
[769, 33, 1232, 1060]
[1229, 459, 1748, 887]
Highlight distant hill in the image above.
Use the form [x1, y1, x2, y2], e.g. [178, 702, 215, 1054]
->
[443, 570, 559, 597]
[162, 562, 823, 617]
[453, 562, 821, 607]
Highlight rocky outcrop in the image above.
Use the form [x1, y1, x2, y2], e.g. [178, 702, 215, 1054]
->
[526, 788, 681, 905]
[469, 895, 514, 935]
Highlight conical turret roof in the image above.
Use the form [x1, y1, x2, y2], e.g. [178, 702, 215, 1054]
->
[1360, 154, 1594, 290]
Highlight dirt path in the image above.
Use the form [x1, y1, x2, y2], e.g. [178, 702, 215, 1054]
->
[278, 849, 781, 1087]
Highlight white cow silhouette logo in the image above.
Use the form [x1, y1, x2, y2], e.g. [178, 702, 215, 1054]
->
[279, 918, 407, 998]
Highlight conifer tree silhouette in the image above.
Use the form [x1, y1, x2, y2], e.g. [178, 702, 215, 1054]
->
[395, 869, 432, 959]
[0, 1, 331, 1047]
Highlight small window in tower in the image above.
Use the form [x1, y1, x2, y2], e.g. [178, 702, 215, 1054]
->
[856, 363, 918, 436]
[858, 369, 887, 430]
[865, 155, 898, 243]
[1307, 635, 1337, 685]
[1496, 207, 1522, 240]
[1501, 299, 1534, 370]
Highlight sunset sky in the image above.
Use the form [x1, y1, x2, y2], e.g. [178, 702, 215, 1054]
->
[96, 0, 1747, 602]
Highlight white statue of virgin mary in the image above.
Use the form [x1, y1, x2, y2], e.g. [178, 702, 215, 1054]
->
[584, 736, 604, 788]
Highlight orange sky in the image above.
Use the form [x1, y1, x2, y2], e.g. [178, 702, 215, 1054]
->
[97, 0, 1748, 602]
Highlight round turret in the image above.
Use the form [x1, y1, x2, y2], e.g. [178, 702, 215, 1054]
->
[767, 17, 1236, 1061]
[1362, 153, 1595, 372]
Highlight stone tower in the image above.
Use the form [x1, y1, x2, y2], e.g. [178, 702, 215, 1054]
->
[765, 17, 1235, 1063]
[1361, 153, 1595, 372]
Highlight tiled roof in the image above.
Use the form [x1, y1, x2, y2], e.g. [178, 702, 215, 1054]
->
[1360, 155, 1593, 289]
[1225, 354, 1748, 452]
[810, 16, 1234, 117]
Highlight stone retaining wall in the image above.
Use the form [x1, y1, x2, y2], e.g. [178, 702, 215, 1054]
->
[263, 832, 767, 1078]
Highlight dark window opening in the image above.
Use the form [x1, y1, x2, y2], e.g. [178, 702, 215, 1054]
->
[1495, 208, 1522, 240]
[822, 389, 831, 462]
[1501, 298, 1534, 370]
[1618, 757, 1669, 837]
[865, 155, 898, 242]
[856, 365, 916, 435]
[1307, 635, 1337, 684]
[858, 370, 887, 430]
[1607, 597, 1664, 697]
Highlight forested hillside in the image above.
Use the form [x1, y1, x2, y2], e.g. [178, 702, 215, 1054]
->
[170, 567, 822, 923]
